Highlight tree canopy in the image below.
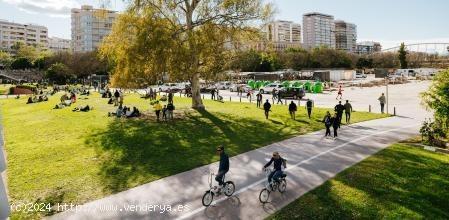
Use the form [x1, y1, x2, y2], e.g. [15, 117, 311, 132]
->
[100, 0, 273, 109]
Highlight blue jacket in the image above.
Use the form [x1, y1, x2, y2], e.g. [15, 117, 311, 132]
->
[219, 153, 229, 172]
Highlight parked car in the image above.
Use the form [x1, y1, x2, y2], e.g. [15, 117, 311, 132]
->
[215, 81, 232, 90]
[259, 83, 283, 94]
[278, 87, 306, 100]
[229, 84, 251, 93]
[355, 72, 367, 79]
[154, 83, 179, 92]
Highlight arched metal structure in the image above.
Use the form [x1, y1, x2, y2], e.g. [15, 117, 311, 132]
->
[381, 43, 449, 54]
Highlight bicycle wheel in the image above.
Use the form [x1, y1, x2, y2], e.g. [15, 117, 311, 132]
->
[224, 181, 235, 196]
[202, 191, 214, 207]
[278, 179, 287, 193]
[259, 188, 270, 203]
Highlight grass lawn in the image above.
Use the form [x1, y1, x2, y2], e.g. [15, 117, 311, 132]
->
[268, 143, 449, 220]
[0, 92, 386, 219]
[0, 84, 12, 95]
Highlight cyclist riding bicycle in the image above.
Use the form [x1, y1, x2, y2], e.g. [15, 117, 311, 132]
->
[215, 145, 229, 190]
[263, 151, 287, 186]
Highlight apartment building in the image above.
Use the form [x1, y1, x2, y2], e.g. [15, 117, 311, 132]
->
[334, 20, 357, 52]
[356, 41, 382, 54]
[71, 5, 117, 52]
[48, 37, 71, 52]
[0, 19, 48, 52]
[302, 12, 335, 49]
[265, 20, 301, 51]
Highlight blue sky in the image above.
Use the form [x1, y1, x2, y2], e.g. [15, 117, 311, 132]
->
[0, 0, 448, 49]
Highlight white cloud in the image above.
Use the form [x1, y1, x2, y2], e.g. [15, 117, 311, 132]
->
[1, 0, 79, 17]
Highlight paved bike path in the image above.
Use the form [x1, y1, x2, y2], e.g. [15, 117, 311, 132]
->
[51, 115, 421, 220]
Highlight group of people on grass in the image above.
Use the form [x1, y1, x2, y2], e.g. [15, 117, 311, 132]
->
[322, 100, 353, 138]
[260, 98, 315, 121]
[108, 105, 141, 118]
[152, 100, 175, 122]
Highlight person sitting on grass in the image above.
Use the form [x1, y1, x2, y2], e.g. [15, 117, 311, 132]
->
[107, 98, 113, 105]
[127, 107, 141, 118]
[73, 105, 93, 112]
[26, 96, 33, 104]
[108, 105, 123, 117]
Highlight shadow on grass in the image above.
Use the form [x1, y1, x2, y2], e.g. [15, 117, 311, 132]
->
[85, 109, 294, 194]
[270, 144, 449, 219]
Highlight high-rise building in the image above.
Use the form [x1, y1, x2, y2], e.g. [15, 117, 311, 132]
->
[0, 19, 48, 52]
[302, 12, 335, 49]
[71, 5, 117, 52]
[334, 20, 357, 52]
[265, 20, 301, 51]
[48, 37, 71, 52]
[356, 41, 382, 54]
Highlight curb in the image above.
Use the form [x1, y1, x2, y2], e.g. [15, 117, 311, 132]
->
[0, 111, 10, 220]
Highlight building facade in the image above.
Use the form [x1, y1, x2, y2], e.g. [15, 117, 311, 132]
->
[48, 37, 71, 52]
[265, 20, 301, 51]
[302, 12, 335, 49]
[71, 5, 117, 52]
[0, 19, 48, 52]
[356, 41, 382, 54]
[334, 20, 357, 52]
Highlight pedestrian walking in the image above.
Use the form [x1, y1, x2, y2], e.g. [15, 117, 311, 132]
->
[114, 89, 120, 106]
[272, 89, 277, 104]
[153, 101, 162, 122]
[167, 102, 175, 121]
[344, 100, 353, 124]
[256, 92, 263, 108]
[211, 88, 216, 100]
[162, 105, 167, 121]
[323, 111, 332, 137]
[378, 93, 386, 114]
[331, 113, 340, 138]
[336, 84, 343, 100]
[334, 101, 345, 127]
[276, 90, 283, 105]
[263, 99, 271, 119]
[306, 99, 313, 119]
[168, 90, 174, 104]
[289, 101, 297, 120]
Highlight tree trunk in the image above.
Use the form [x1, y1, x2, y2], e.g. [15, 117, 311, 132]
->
[191, 72, 204, 110]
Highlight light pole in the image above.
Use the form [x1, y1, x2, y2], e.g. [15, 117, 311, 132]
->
[385, 76, 389, 114]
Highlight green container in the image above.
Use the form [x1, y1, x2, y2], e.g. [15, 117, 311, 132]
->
[282, 81, 291, 88]
[263, 81, 270, 86]
[292, 81, 303, 88]
[255, 81, 263, 89]
[248, 80, 255, 89]
[314, 82, 323, 93]
[304, 81, 312, 92]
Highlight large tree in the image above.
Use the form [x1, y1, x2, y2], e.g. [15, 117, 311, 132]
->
[101, 0, 272, 109]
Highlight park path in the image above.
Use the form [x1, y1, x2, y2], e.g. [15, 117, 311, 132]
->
[50, 115, 425, 220]
[50, 81, 431, 220]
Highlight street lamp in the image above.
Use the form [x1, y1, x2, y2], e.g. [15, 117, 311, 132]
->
[385, 76, 389, 114]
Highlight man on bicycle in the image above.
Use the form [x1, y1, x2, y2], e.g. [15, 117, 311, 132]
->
[263, 151, 286, 186]
[215, 145, 229, 189]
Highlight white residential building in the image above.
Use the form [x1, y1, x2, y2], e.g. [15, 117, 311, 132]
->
[302, 12, 335, 49]
[265, 20, 301, 50]
[356, 41, 382, 54]
[334, 20, 357, 52]
[0, 19, 48, 52]
[48, 37, 71, 52]
[71, 5, 117, 52]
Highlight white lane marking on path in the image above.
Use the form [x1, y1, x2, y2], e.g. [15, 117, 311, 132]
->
[176, 122, 419, 220]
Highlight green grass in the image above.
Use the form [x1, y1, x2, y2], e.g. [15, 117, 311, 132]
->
[0, 92, 386, 219]
[0, 84, 12, 95]
[268, 143, 449, 220]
